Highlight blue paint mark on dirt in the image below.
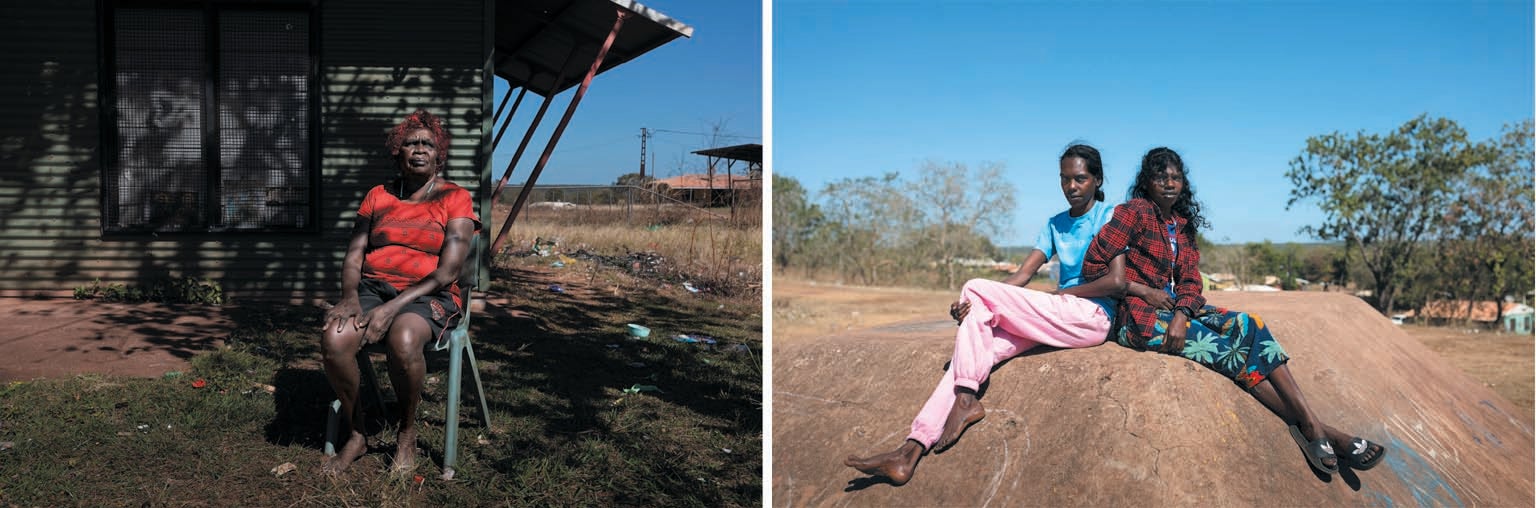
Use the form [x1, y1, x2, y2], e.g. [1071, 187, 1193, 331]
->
[1371, 433, 1464, 508]
[1458, 406, 1503, 448]
[1363, 489, 1397, 508]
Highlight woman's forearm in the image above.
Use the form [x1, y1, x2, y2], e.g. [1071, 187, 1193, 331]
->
[1125, 281, 1157, 300]
[1001, 249, 1049, 287]
[1057, 253, 1127, 298]
[340, 220, 370, 300]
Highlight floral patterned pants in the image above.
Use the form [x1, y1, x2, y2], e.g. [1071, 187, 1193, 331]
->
[1114, 305, 1290, 389]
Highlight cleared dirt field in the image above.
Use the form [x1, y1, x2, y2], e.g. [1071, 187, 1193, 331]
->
[773, 277, 1535, 414]
[1400, 323, 1535, 413]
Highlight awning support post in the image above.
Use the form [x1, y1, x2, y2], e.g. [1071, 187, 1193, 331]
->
[491, 9, 631, 254]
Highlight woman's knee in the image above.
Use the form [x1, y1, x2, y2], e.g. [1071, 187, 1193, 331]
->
[1243, 312, 1267, 330]
[383, 315, 431, 360]
[320, 327, 362, 361]
[960, 278, 996, 298]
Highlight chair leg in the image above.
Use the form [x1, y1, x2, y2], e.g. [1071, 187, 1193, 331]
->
[324, 400, 341, 456]
[465, 344, 492, 428]
[328, 351, 383, 457]
[358, 350, 387, 415]
[442, 341, 465, 480]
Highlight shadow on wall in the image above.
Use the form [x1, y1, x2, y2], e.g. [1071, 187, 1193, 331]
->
[0, 0, 488, 302]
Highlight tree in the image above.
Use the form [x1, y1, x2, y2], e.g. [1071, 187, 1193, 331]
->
[1443, 120, 1535, 324]
[820, 173, 914, 285]
[614, 172, 652, 187]
[772, 174, 825, 269]
[906, 160, 1017, 289]
[1286, 115, 1486, 313]
[1298, 246, 1337, 286]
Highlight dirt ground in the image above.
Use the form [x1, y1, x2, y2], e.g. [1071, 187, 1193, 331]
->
[772, 277, 1535, 414]
[1400, 323, 1535, 413]
[0, 299, 238, 382]
[772, 278, 1053, 346]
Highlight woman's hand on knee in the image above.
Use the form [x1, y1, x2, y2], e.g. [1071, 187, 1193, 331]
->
[325, 298, 363, 333]
[950, 300, 971, 324]
[359, 305, 401, 344]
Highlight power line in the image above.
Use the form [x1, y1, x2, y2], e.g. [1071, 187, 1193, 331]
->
[647, 128, 760, 141]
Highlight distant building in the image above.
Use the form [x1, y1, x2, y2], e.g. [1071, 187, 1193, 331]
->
[648, 173, 759, 206]
[1504, 305, 1535, 335]
[1403, 300, 1535, 334]
[1205, 272, 1238, 291]
[1225, 284, 1281, 292]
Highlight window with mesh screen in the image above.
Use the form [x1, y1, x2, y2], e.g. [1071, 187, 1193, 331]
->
[105, 4, 313, 233]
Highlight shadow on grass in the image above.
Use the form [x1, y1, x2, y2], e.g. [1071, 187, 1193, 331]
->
[470, 263, 762, 504]
[213, 260, 761, 505]
[480, 264, 761, 425]
[264, 367, 332, 450]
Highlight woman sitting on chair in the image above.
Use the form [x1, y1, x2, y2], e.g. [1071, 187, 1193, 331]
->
[321, 109, 480, 474]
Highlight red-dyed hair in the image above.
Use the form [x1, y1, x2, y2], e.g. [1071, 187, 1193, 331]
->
[386, 109, 451, 166]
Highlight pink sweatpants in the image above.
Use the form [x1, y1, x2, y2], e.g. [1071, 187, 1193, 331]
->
[907, 278, 1110, 448]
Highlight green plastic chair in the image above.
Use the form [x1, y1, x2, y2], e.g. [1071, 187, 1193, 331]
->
[325, 235, 491, 480]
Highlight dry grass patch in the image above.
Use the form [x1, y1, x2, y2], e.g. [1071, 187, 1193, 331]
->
[494, 203, 761, 296]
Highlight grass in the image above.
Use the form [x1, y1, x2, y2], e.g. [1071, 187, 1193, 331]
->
[1, 248, 762, 506]
[494, 202, 762, 297]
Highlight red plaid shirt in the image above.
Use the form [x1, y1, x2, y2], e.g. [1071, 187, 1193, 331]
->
[1082, 198, 1206, 345]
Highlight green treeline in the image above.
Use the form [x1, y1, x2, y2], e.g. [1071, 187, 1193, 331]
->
[773, 161, 1016, 290]
[775, 117, 1534, 317]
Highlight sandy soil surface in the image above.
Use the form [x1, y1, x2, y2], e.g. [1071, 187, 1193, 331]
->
[0, 298, 238, 382]
[1400, 323, 1534, 413]
[773, 277, 1535, 413]
[771, 278, 1053, 347]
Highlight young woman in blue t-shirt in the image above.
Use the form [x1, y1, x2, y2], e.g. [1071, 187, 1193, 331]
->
[845, 144, 1139, 485]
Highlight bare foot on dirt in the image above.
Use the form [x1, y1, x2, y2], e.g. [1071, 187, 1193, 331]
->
[392, 427, 418, 473]
[323, 431, 367, 474]
[935, 392, 985, 452]
[844, 440, 924, 485]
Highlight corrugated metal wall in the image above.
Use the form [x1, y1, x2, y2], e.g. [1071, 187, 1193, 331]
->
[0, 0, 490, 302]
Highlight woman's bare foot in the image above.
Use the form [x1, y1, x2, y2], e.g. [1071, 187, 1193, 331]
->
[1320, 424, 1385, 468]
[844, 440, 925, 485]
[323, 430, 368, 474]
[392, 427, 419, 473]
[935, 392, 986, 452]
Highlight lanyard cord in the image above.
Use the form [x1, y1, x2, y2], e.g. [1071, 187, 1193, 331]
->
[1162, 219, 1179, 296]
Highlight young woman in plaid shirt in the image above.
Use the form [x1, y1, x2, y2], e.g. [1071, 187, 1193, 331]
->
[845, 144, 1138, 485]
[1081, 147, 1385, 475]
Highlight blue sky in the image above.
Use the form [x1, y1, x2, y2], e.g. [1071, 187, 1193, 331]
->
[773, 1, 1534, 246]
[492, 0, 762, 187]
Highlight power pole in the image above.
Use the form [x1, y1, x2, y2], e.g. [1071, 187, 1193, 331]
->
[638, 127, 649, 180]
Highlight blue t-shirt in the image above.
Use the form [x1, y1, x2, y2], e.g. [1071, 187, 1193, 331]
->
[1033, 201, 1117, 321]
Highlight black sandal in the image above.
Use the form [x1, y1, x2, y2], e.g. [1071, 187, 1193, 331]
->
[1288, 425, 1339, 474]
[1343, 437, 1387, 470]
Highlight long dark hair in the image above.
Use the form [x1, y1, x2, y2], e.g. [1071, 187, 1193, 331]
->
[1129, 147, 1208, 241]
[1060, 143, 1105, 202]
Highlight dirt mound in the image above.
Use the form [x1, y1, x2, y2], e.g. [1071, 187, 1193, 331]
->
[773, 292, 1534, 506]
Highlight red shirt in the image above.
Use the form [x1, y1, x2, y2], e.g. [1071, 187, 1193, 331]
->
[358, 180, 480, 307]
[1082, 198, 1206, 345]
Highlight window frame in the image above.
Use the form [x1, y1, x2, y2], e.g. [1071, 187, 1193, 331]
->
[98, 0, 322, 235]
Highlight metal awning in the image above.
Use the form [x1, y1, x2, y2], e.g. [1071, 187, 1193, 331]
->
[691, 143, 762, 164]
[488, 0, 692, 253]
[496, 0, 693, 97]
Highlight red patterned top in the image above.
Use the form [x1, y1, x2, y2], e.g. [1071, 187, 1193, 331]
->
[1082, 197, 1206, 345]
[358, 180, 480, 307]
